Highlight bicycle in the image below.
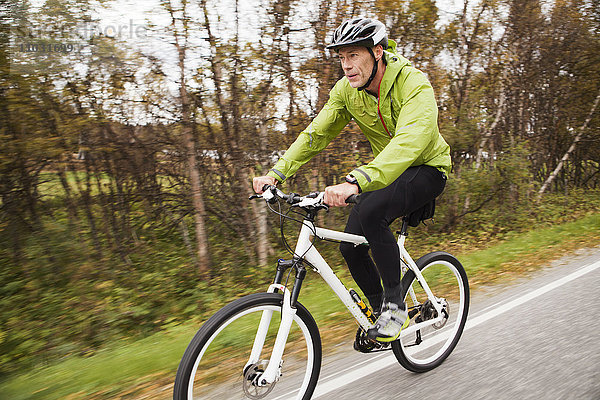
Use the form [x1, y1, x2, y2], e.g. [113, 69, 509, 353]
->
[173, 186, 469, 399]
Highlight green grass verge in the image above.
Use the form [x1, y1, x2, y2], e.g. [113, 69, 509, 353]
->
[1, 212, 599, 400]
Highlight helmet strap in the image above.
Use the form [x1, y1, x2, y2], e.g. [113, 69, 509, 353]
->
[358, 47, 378, 92]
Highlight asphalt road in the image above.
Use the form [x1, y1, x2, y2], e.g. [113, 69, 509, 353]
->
[306, 247, 600, 400]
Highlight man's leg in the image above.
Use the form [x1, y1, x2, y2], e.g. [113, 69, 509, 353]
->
[355, 166, 446, 341]
[339, 201, 384, 312]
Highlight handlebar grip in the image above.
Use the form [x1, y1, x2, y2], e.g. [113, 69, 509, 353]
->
[345, 194, 360, 204]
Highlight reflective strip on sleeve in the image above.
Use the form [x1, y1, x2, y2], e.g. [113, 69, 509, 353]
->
[353, 168, 371, 183]
[270, 169, 286, 181]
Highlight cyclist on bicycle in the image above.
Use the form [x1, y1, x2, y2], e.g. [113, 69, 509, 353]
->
[253, 17, 451, 343]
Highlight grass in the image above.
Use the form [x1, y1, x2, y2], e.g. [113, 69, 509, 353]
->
[460, 212, 600, 287]
[0, 324, 197, 400]
[1, 212, 599, 400]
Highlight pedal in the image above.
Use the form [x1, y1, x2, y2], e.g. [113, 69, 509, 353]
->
[404, 328, 423, 347]
[353, 327, 391, 353]
[408, 308, 419, 319]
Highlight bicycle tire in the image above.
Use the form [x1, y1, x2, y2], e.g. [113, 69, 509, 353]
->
[173, 292, 322, 400]
[391, 251, 469, 373]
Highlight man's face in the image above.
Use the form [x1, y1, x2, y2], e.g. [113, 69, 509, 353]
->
[337, 46, 375, 89]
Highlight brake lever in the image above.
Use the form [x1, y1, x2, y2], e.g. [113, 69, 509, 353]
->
[296, 192, 326, 208]
[260, 186, 284, 204]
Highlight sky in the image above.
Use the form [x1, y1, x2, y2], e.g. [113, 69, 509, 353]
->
[92, 0, 467, 31]
[22, 0, 472, 123]
[24, 0, 470, 66]
[69, 0, 469, 71]
[29, 0, 468, 41]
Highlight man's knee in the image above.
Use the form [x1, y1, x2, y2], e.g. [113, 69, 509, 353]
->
[339, 241, 354, 259]
[357, 209, 391, 239]
[340, 241, 368, 260]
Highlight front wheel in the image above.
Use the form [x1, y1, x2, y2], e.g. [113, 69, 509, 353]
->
[173, 292, 322, 400]
[392, 251, 469, 372]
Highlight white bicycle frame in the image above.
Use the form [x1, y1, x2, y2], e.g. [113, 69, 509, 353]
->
[247, 211, 447, 386]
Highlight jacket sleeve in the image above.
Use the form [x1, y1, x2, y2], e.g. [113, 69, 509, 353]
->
[350, 69, 438, 192]
[268, 81, 352, 182]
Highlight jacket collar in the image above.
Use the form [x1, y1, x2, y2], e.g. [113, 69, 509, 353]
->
[378, 50, 411, 99]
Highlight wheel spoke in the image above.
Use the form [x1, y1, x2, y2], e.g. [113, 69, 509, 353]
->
[392, 253, 469, 372]
[173, 293, 322, 400]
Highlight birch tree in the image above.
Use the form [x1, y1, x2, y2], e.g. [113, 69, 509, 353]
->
[537, 88, 600, 198]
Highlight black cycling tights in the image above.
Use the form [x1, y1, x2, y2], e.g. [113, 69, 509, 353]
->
[339, 165, 446, 310]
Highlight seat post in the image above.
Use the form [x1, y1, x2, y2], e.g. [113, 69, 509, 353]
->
[399, 216, 410, 237]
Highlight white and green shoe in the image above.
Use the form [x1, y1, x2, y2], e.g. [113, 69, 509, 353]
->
[366, 302, 409, 343]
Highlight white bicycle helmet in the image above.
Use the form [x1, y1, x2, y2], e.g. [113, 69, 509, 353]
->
[326, 17, 388, 51]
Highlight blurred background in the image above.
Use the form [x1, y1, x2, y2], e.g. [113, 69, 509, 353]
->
[1, 0, 599, 398]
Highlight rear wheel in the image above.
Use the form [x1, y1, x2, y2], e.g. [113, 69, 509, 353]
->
[173, 293, 322, 399]
[392, 251, 469, 372]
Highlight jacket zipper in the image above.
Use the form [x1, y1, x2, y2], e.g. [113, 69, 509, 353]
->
[377, 80, 392, 138]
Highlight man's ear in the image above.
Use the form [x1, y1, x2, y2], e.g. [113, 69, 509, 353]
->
[374, 44, 384, 61]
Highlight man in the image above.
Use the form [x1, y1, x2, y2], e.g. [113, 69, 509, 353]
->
[253, 17, 451, 342]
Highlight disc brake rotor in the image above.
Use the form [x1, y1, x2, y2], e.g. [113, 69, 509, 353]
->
[242, 361, 277, 399]
[432, 298, 449, 329]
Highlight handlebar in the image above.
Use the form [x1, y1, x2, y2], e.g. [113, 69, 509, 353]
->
[253, 185, 359, 207]
[345, 194, 359, 204]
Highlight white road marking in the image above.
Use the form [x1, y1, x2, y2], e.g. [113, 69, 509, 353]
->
[308, 260, 600, 399]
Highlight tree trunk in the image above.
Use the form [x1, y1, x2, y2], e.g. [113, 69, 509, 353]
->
[168, 0, 210, 274]
[255, 115, 274, 265]
[463, 74, 507, 213]
[537, 88, 600, 199]
[183, 127, 210, 274]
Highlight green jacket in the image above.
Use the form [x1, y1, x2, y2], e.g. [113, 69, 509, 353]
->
[267, 40, 451, 192]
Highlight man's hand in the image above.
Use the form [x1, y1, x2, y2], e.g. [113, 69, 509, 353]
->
[323, 182, 359, 207]
[253, 175, 277, 194]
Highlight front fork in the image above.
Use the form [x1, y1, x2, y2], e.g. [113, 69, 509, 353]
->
[245, 259, 306, 386]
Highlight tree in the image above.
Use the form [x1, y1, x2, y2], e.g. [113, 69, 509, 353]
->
[161, 0, 210, 273]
